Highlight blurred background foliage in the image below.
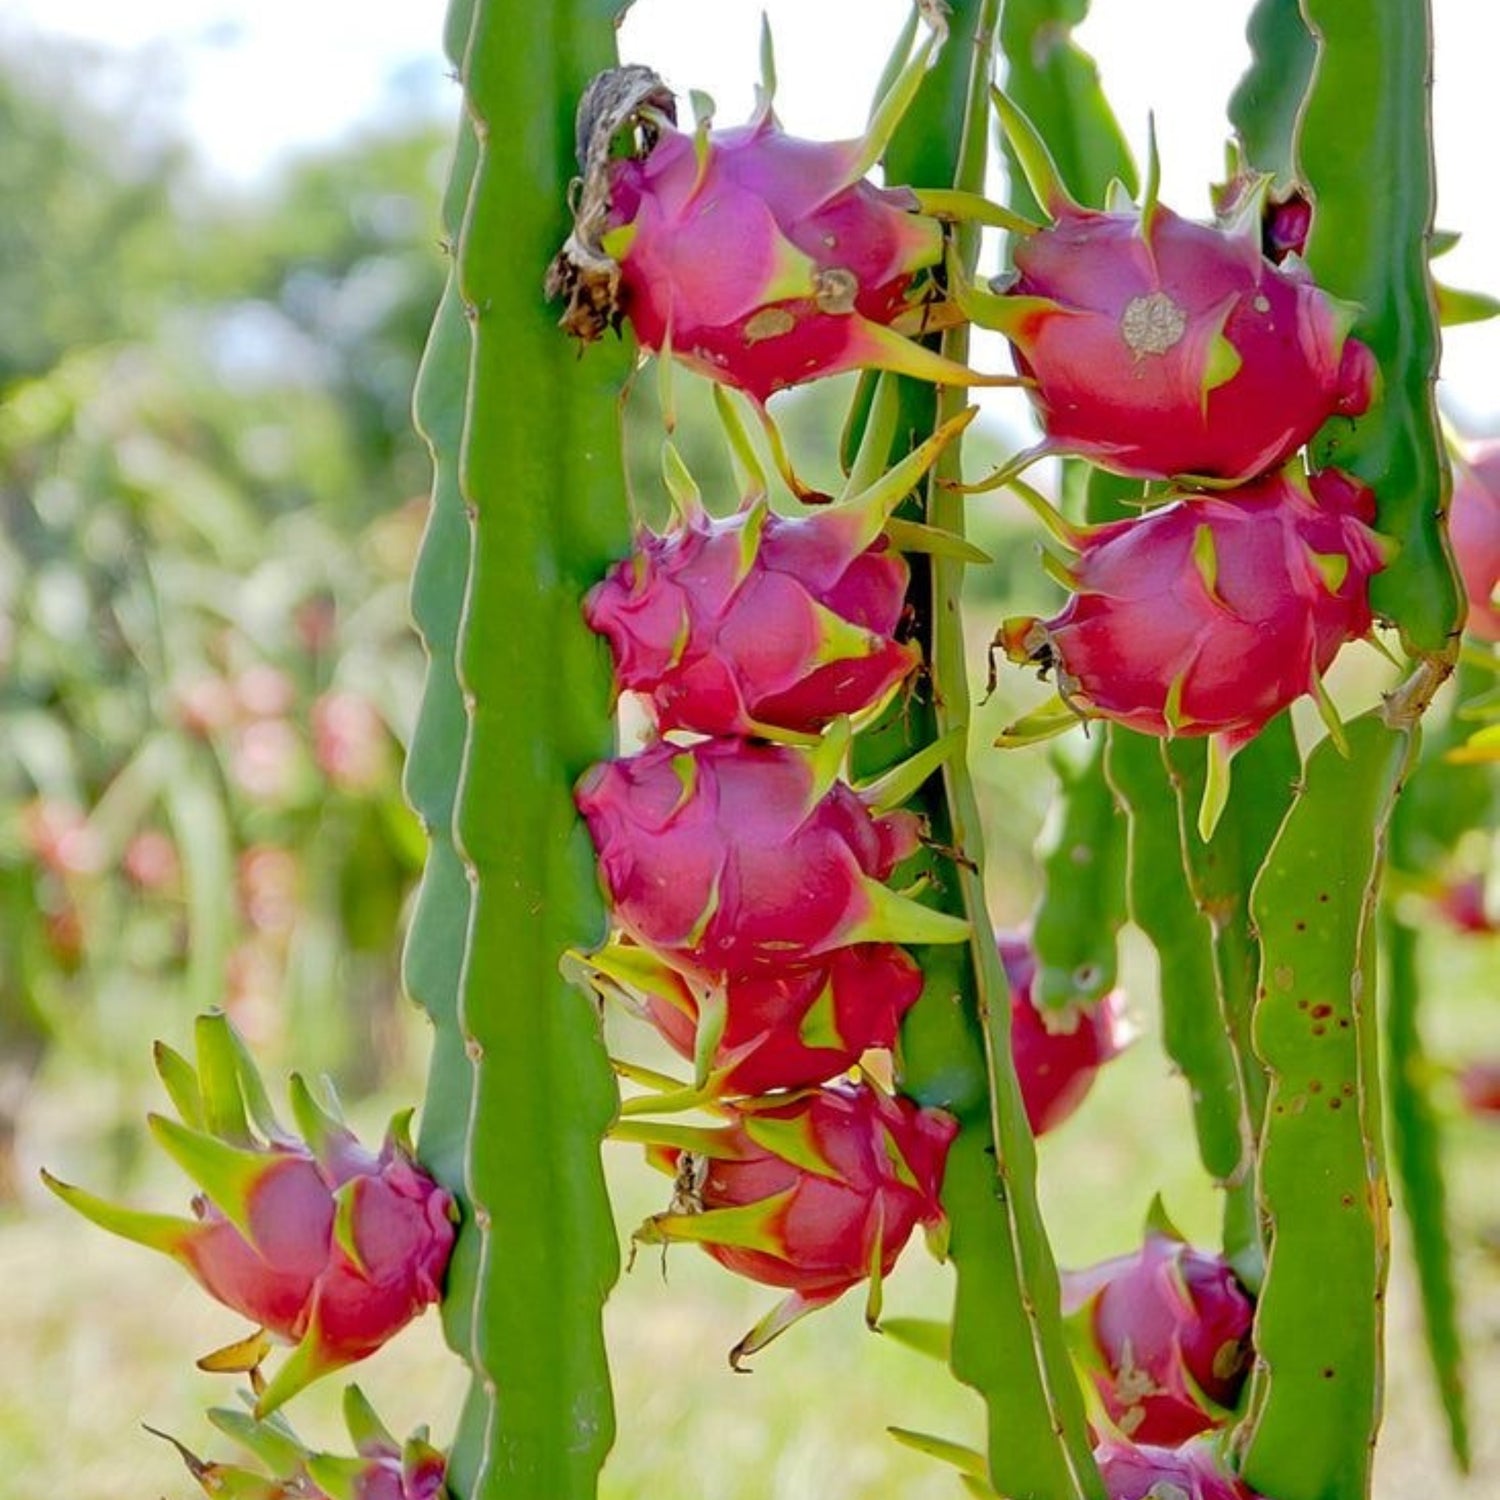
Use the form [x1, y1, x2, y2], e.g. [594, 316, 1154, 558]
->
[0, 37, 446, 1196]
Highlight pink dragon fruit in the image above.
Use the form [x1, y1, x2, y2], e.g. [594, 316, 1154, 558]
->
[1095, 1437, 1264, 1499]
[576, 733, 967, 980]
[1458, 1060, 1500, 1119]
[157, 1384, 447, 1500]
[43, 1013, 455, 1416]
[633, 1077, 957, 1365]
[547, 26, 1012, 412]
[1063, 1227, 1255, 1444]
[995, 467, 1387, 830]
[968, 95, 1374, 484]
[999, 931, 1133, 1135]
[1448, 440, 1500, 641]
[586, 939, 923, 1097]
[585, 452, 937, 738]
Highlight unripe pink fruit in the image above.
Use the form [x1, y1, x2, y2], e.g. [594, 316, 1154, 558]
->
[577, 737, 964, 979]
[984, 197, 1372, 483]
[998, 931, 1132, 1135]
[1064, 1230, 1255, 1444]
[585, 499, 918, 738]
[998, 468, 1386, 754]
[637, 1078, 956, 1363]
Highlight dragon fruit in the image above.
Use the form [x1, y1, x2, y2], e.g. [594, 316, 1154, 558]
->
[967, 95, 1374, 484]
[547, 22, 1014, 414]
[1448, 440, 1500, 641]
[999, 931, 1133, 1135]
[576, 732, 967, 980]
[633, 1077, 957, 1366]
[1458, 1060, 1500, 1119]
[995, 467, 1387, 831]
[584, 415, 975, 738]
[43, 1013, 455, 1416]
[1095, 1437, 1264, 1500]
[156, 1384, 447, 1500]
[1063, 1227, 1255, 1444]
[585, 938, 923, 1097]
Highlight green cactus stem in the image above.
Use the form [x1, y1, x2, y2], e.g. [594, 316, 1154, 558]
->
[407, 0, 633, 1495]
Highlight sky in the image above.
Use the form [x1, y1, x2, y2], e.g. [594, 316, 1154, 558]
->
[6, 0, 1500, 426]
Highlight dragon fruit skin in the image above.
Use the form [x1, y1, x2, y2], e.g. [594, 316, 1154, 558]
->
[1095, 1437, 1264, 1500]
[576, 736, 966, 980]
[599, 116, 943, 403]
[639, 942, 924, 1096]
[997, 468, 1387, 752]
[998, 931, 1133, 1136]
[1449, 440, 1500, 641]
[1063, 1230, 1256, 1445]
[584, 497, 918, 738]
[43, 1017, 455, 1416]
[986, 199, 1374, 483]
[637, 1078, 957, 1363]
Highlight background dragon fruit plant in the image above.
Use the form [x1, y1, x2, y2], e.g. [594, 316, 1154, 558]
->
[39, 0, 1499, 1498]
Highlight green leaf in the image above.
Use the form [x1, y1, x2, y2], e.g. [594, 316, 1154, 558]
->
[1235, 713, 1411, 1500]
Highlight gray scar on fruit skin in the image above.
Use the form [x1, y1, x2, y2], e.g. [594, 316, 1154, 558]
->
[1121, 291, 1187, 357]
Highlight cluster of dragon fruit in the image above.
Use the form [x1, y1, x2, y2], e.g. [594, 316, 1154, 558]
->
[543, 17, 1328, 1496]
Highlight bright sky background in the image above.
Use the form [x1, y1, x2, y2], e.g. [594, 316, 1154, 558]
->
[6, 0, 1500, 425]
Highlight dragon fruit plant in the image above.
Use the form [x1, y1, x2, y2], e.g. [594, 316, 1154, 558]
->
[962, 92, 1375, 488]
[626, 1077, 957, 1367]
[154, 1383, 448, 1500]
[1063, 1222, 1256, 1445]
[43, 1012, 454, 1416]
[994, 465, 1389, 834]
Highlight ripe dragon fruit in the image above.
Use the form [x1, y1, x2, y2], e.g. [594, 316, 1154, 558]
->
[994, 467, 1388, 834]
[585, 409, 974, 738]
[964, 93, 1375, 485]
[547, 23, 1008, 410]
[155, 1384, 447, 1500]
[1063, 1227, 1256, 1444]
[582, 938, 923, 1097]
[631, 1077, 957, 1366]
[1095, 1436, 1264, 1500]
[999, 930, 1133, 1136]
[1448, 439, 1500, 641]
[43, 1013, 455, 1416]
[1457, 1060, 1500, 1119]
[576, 731, 968, 980]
